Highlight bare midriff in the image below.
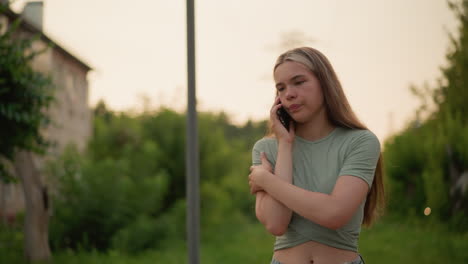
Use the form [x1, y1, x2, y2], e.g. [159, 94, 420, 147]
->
[273, 240, 358, 264]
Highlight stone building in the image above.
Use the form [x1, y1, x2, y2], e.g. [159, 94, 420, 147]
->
[0, 1, 92, 223]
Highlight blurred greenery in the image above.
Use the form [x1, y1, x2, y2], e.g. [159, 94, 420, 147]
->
[2, 215, 467, 264]
[44, 102, 267, 253]
[383, 0, 468, 231]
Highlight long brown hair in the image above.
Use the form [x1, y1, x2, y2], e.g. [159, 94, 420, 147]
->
[271, 47, 385, 226]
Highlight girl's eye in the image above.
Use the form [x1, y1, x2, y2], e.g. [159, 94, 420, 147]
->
[277, 87, 285, 92]
[295, 80, 305, 86]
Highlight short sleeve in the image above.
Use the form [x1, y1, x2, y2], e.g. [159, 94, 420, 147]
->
[339, 130, 381, 188]
[252, 137, 277, 166]
[252, 139, 266, 166]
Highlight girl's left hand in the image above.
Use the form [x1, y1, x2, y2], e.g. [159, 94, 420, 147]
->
[249, 152, 273, 194]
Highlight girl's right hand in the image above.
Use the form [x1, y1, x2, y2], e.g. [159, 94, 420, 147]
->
[270, 96, 295, 144]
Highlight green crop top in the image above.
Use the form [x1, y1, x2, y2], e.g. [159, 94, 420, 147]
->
[251, 127, 380, 252]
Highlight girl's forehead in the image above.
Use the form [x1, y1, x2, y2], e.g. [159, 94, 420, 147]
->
[274, 61, 312, 81]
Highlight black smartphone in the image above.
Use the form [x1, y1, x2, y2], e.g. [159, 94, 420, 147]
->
[277, 106, 292, 131]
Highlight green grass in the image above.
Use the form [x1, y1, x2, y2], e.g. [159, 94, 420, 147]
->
[359, 215, 468, 263]
[1, 215, 467, 264]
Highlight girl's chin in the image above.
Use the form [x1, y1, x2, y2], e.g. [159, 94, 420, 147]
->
[292, 109, 324, 124]
[290, 114, 306, 124]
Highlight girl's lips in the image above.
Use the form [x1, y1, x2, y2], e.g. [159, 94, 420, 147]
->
[288, 104, 302, 112]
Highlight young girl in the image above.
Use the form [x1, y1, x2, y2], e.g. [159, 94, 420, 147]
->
[249, 47, 384, 264]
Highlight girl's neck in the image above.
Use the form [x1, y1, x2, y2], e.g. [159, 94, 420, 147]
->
[295, 114, 336, 142]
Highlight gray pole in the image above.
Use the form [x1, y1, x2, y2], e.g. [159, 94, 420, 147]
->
[186, 0, 199, 264]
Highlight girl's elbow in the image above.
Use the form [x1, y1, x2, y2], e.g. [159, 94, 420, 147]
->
[266, 222, 288, 236]
[324, 220, 345, 230]
[256, 210, 286, 235]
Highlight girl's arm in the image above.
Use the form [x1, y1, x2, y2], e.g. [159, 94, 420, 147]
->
[253, 172, 369, 230]
[254, 140, 293, 236]
[251, 96, 296, 236]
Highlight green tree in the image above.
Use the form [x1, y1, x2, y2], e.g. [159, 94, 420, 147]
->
[47, 104, 266, 253]
[0, 5, 54, 261]
[384, 0, 468, 229]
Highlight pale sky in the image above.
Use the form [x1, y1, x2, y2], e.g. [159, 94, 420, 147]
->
[11, 0, 458, 141]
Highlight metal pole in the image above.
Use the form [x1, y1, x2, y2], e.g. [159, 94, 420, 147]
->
[186, 0, 199, 264]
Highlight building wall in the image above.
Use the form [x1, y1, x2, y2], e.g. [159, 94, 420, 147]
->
[0, 11, 92, 222]
[44, 47, 92, 156]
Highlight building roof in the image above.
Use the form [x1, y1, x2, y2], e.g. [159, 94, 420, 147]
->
[2, 6, 92, 71]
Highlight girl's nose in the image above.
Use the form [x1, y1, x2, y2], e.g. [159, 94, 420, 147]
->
[285, 88, 297, 100]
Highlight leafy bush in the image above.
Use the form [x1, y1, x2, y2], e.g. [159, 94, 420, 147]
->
[48, 145, 169, 251]
[47, 106, 266, 253]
